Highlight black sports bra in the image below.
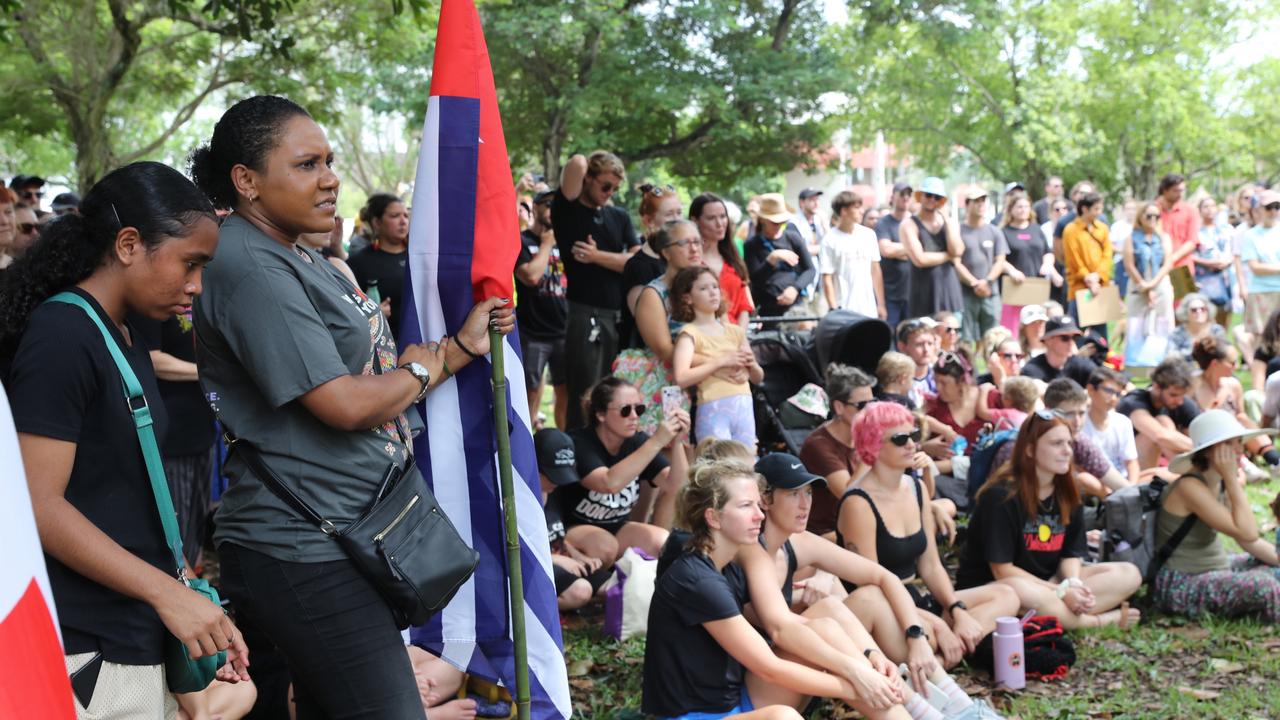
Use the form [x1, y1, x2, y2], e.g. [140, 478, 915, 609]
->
[837, 478, 928, 581]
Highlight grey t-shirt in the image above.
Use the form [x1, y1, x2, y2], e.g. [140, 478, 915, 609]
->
[195, 215, 416, 562]
[958, 222, 1009, 284]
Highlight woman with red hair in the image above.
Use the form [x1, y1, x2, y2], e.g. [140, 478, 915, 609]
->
[956, 412, 1142, 628]
[839, 403, 1019, 668]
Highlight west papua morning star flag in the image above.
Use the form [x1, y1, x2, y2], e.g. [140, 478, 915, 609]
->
[400, 0, 570, 718]
[0, 385, 76, 717]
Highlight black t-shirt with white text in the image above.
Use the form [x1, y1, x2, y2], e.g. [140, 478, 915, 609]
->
[7, 288, 171, 664]
[561, 429, 668, 532]
[550, 191, 640, 310]
[348, 246, 407, 343]
[515, 229, 568, 340]
[642, 551, 745, 717]
[956, 485, 1086, 588]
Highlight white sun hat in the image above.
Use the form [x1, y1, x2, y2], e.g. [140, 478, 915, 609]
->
[1168, 409, 1277, 475]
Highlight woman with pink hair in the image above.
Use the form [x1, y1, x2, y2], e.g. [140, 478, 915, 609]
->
[838, 403, 1020, 668]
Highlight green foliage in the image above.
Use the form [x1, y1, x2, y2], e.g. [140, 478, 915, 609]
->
[843, 0, 1280, 199]
[484, 0, 849, 189]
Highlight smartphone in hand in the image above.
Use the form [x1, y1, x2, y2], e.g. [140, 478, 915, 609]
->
[661, 385, 684, 420]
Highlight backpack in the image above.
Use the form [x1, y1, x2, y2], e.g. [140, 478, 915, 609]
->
[972, 615, 1076, 681]
[965, 424, 1019, 502]
[1100, 474, 1198, 584]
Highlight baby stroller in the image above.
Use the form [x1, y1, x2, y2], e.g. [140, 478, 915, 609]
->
[749, 310, 893, 455]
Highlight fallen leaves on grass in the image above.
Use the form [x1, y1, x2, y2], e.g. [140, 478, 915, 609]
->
[1177, 685, 1221, 701]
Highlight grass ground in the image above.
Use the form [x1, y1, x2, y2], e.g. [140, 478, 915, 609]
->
[561, 472, 1280, 720]
[543, 316, 1280, 718]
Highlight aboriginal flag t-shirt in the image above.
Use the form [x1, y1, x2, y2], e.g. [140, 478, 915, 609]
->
[956, 484, 1086, 588]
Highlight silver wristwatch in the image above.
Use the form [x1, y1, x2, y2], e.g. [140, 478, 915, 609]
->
[400, 362, 431, 403]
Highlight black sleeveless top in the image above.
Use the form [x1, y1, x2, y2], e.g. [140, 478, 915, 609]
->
[907, 215, 964, 317]
[837, 477, 928, 581]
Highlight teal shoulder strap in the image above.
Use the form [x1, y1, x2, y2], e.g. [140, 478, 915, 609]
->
[46, 291, 186, 577]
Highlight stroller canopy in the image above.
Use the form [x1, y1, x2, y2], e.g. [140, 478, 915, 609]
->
[812, 310, 893, 376]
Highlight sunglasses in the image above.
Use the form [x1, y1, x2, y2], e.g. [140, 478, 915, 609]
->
[922, 193, 945, 201]
[943, 325, 961, 334]
[1000, 352, 1025, 360]
[1143, 213, 1160, 220]
[19, 190, 43, 200]
[1188, 305, 1208, 313]
[589, 175, 618, 193]
[887, 428, 923, 447]
[640, 183, 675, 197]
[612, 403, 646, 418]
[1266, 204, 1280, 212]
[937, 350, 967, 369]
[17, 222, 38, 234]
[841, 397, 873, 410]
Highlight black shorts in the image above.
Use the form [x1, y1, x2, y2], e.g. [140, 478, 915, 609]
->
[553, 564, 612, 595]
[907, 584, 943, 616]
[521, 335, 567, 388]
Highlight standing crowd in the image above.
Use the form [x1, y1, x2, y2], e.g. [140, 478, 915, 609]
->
[2, 105, 1280, 720]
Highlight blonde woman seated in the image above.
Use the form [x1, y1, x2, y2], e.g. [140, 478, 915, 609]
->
[839, 403, 1020, 668]
[642, 460, 904, 720]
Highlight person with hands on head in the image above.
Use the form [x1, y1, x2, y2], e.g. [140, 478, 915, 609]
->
[956, 411, 1142, 629]
[563, 377, 690, 564]
[1116, 356, 1201, 470]
[553, 151, 642, 428]
[189, 95, 514, 718]
[840, 404, 1020, 668]
[620, 183, 685, 348]
[1150, 410, 1280, 622]
[0, 161, 250, 718]
[642, 460, 909, 720]
[746, 452, 1004, 719]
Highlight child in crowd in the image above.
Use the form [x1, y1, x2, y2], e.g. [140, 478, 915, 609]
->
[876, 352, 919, 410]
[1081, 366, 1142, 486]
[977, 376, 1040, 429]
[671, 266, 764, 448]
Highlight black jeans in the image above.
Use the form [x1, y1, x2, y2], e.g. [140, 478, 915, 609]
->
[564, 301, 621, 429]
[219, 543, 425, 720]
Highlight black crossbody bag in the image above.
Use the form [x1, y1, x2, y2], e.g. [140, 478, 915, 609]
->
[225, 434, 479, 629]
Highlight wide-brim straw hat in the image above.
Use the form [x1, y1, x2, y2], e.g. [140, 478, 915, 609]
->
[1168, 409, 1277, 475]
[756, 193, 794, 223]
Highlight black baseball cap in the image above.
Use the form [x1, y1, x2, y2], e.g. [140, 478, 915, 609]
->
[892, 181, 913, 195]
[532, 190, 555, 206]
[1044, 315, 1083, 338]
[755, 453, 826, 491]
[9, 175, 45, 190]
[534, 429, 578, 486]
[798, 187, 824, 200]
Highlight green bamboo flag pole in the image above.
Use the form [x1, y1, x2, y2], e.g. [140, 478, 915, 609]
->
[489, 326, 532, 720]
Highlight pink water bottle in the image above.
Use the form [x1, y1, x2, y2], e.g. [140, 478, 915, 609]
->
[993, 616, 1025, 690]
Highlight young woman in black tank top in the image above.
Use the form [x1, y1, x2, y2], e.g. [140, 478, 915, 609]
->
[733, 453, 999, 715]
[841, 403, 1020, 670]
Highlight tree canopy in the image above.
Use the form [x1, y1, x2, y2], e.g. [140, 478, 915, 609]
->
[1, 0, 1276, 201]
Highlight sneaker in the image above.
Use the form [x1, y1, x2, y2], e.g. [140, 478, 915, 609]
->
[1242, 459, 1269, 484]
[945, 698, 1004, 720]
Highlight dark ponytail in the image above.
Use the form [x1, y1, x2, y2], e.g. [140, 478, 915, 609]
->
[189, 95, 311, 209]
[0, 161, 215, 360]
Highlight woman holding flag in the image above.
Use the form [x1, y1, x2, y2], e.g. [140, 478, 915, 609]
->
[189, 95, 514, 718]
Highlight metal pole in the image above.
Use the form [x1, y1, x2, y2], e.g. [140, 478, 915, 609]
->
[489, 327, 531, 720]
